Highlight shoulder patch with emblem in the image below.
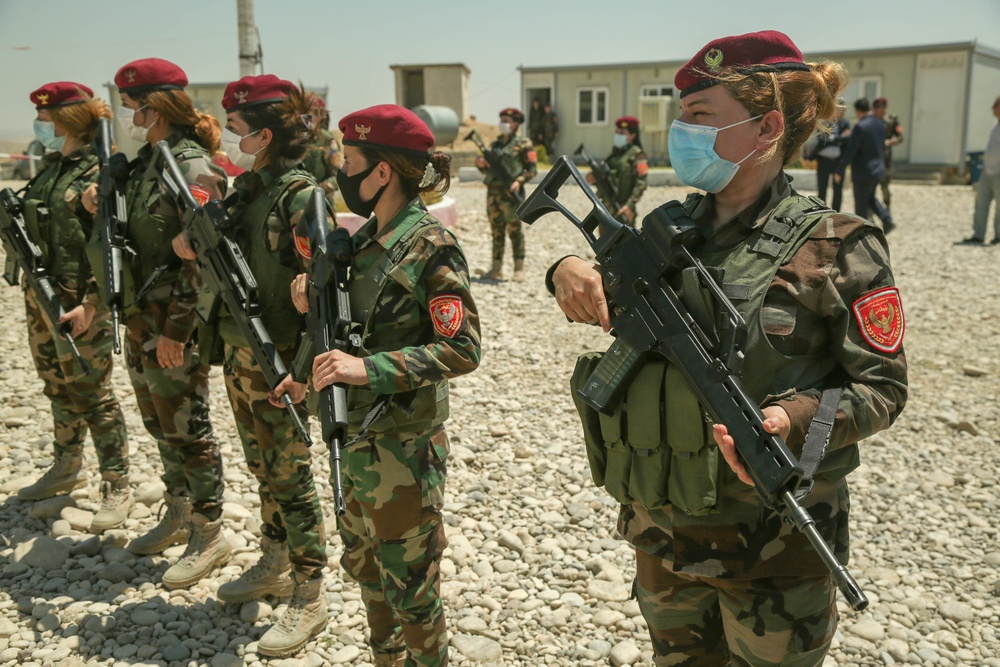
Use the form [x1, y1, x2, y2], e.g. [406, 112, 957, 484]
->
[293, 232, 312, 261]
[429, 294, 464, 338]
[526, 150, 537, 163]
[189, 184, 211, 206]
[636, 159, 649, 176]
[853, 286, 904, 353]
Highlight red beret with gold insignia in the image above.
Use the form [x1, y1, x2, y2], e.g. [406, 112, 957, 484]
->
[500, 107, 524, 123]
[30, 82, 93, 110]
[675, 30, 810, 99]
[339, 104, 435, 156]
[115, 58, 188, 95]
[872, 97, 888, 108]
[615, 116, 640, 132]
[222, 74, 295, 111]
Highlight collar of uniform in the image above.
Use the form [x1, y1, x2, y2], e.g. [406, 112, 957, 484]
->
[136, 131, 187, 163]
[41, 144, 93, 167]
[358, 197, 426, 251]
[694, 171, 793, 245]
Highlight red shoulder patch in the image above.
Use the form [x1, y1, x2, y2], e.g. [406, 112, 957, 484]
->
[189, 184, 211, 206]
[853, 287, 904, 353]
[429, 295, 464, 338]
[636, 160, 649, 176]
[293, 233, 312, 261]
[526, 150, 538, 164]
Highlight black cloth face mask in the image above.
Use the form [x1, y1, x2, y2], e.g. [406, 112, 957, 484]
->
[336, 163, 387, 218]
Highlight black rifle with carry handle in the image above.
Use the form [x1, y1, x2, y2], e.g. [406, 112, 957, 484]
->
[306, 188, 356, 516]
[464, 129, 525, 206]
[573, 143, 621, 212]
[93, 117, 129, 354]
[147, 141, 313, 448]
[0, 188, 89, 373]
[516, 155, 869, 612]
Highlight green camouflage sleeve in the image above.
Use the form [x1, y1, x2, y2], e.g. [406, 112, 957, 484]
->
[626, 150, 649, 208]
[364, 228, 482, 394]
[768, 217, 907, 453]
[67, 162, 103, 309]
[517, 138, 538, 185]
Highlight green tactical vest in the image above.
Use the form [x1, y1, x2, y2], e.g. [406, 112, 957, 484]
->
[484, 136, 529, 188]
[24, 150, 98, 285]
[217, 167, 312, 349]
[571, 193, 856, 515]
[345, 204, 450, 435]
[607, 144, 642, 204]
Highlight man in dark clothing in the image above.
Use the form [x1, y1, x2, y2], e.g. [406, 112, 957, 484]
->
[836, 98, 894, 232]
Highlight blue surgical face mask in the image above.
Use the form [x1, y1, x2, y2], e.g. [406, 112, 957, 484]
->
[667, 114, 762, 193]
[613, 133, 628, 149]
[33, 120, 65, 151]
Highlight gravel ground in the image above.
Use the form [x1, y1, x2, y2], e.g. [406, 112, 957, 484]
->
[0, 176, 997, 666]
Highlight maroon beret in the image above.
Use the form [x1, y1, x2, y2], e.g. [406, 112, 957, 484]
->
[222, 74, 295, 111]
[500, 107, 524, 123]
[339, 104, 435, 156]
[873, 97, 888, 108]
[115, 58, 188, 95]
[30, 82, 93, 110]
[615, 116, 640, 131]
[675, 30, 810, 99]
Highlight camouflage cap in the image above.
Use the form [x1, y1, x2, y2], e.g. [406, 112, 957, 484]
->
[675, 30, 810, 99]
[115, 58, 187, 95]
[30, 82, 93, 110]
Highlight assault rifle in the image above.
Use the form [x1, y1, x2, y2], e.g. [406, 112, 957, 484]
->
[0, 188, 89, 373]
[573, 143, 621, 212]
[93, 117, 129, 354]
[147, 141, 312, 448]
[306, 188, 356, 516]
[516, 156, 869, 612]
[464, 129, 525, 205]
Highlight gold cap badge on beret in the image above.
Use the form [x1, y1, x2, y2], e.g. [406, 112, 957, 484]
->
[704, 48, 724, 71]
[234, 90, 248, 104]
[124, 70, 137, 83]
[355, 124, 371, 140]
[36, 93, 49, 105]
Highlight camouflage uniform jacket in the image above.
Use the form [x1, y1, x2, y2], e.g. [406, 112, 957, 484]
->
[124, 133, 226, 342]
[300, 129, 341, 195]
[346, 199, 481, 432]
[24, 147, 102, 310]
[480, 135, 537, 191]
[220, 161, 327, 379]
[604, 143, 649, 210]
[882, 114, 904, 165]
[618, 173, 908, 579]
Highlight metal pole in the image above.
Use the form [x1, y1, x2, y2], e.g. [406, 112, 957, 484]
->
[237, 0, 261, 77]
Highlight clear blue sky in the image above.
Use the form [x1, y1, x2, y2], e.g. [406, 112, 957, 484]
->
[1, 0, 998, 139]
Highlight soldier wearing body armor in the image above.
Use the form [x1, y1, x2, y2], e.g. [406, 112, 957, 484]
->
[872, 97, 903, 214]
[548, 31, 908, 666]
[298, 104, 482, 667]
[476, 107, 537, 281]
[16, 82, 133, 533]
[192, 75, 333, 658]
[82, 58, 230, 589]
[587, 115, 649, 226]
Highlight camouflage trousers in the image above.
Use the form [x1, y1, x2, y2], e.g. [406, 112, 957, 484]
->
[125, 316, 224, 519]
[486, 187, 525, 262]
[24, 286, 128, 477]
[223, 344, 326, 578]
[339, 426, 450, 666]
[634, 548, 837, 667]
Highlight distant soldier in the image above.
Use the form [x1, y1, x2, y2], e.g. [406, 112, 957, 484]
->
[542, 102, 559, 158]
[872, 97, 903, 213]
[475, 107, 537, 281]
[528, 98, 546, 152]
[16, 82, 133, 534]
[300, 98, 341, 203]
[587, 115, 649, 226]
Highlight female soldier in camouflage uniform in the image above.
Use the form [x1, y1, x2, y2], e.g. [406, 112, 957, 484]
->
[83, 58, 230, 589]
[587, 115, 649, 226]
[204, 75, 332, 658]
[299, 98, 341, 203]
[303, 104, 481, 667]
[549, 31, 908, 666]
[16, 83, 132, 534]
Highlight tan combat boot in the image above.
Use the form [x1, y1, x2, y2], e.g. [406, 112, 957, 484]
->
[90, 474, 135, 533]
[18, 455, 85, 501]
[217, 535, 293, 603]
[480, 260, 505, 280]
[373, 650, 407, 666]
[257, 572, 328, 657]
[511, 259, 526, 282]
[161, 513, 232, 590]
[127, 490, 191, 555]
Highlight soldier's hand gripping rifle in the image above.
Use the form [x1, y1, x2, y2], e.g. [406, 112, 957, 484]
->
[306, 188, 356, 516]
[0, 188, 89, 373]
[94, 117, 129, 354]
[573, 143, 621, 212]
[148, 141, 313, 448]
[464, 129, 525, 205]
[516, 155, 869, 612]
